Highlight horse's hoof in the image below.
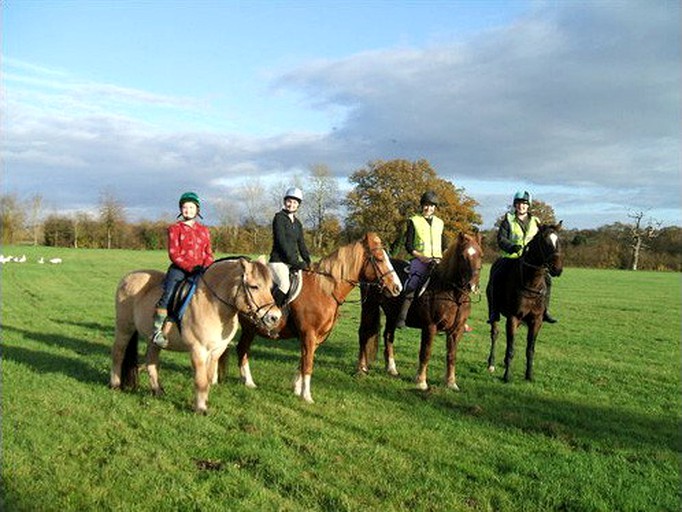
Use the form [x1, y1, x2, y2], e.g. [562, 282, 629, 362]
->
[242, 380, 257, 389]
[301, 395, 315, 404]
[355, 366, 369, 376]
[415, 381, 428, 391]
[151, 387, 165, 397]
[487, 365, 495, 373]
[195, 407, 208, 416]
[447, 382, 460, 391]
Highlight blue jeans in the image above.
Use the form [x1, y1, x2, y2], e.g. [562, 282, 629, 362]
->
[156, 265, 187, 310]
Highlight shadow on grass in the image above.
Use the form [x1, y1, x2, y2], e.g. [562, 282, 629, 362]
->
[417, 377, 681, 454]
[2, 323, 189, 385]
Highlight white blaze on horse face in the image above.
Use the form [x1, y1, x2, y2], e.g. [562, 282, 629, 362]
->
[382, 248, 402, 293]
[549, 233, 559, 249]
[467, 246, 477, 257]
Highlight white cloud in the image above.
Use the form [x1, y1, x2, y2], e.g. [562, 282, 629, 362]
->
[2, 2, 679, 229]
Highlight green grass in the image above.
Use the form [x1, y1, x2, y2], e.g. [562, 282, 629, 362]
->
[2, 246, 680, 511]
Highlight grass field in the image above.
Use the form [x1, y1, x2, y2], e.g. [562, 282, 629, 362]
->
[2, 245, 680, 511]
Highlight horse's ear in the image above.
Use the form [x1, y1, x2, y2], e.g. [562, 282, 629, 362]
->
[255, 255, 267, 265]
[239, 257, 250, 271]
[557, 220, 563, 230]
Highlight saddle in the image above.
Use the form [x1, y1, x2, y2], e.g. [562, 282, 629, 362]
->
[268, 262, 303, 306]
[167, 270, 204, 326]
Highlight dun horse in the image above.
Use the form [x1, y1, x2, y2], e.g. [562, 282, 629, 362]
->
[486, 222, 564, 382]
[357, 232, 483, 390]
[110, 257, 282, 413]
[218, 232, 403, 403]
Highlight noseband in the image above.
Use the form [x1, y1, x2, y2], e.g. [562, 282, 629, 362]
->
[201, 266, 278, 332]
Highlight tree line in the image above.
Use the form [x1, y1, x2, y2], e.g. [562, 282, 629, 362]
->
[2, 160, 680, 271]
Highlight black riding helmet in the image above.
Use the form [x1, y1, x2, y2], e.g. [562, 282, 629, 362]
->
[420, 190, 439, 207]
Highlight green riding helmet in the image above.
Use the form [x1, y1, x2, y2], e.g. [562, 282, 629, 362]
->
[179, 191, 201, 210]
[513, 190, 531, 206]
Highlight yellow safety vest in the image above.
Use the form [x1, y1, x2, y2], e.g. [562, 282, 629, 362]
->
[410, 215, 444, 258]
[502, 212, 539, 258]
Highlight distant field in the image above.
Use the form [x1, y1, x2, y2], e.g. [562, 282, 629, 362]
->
[2, 245, 680, 511]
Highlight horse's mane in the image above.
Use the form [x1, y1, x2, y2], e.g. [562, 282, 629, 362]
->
[311, 239, 364, 295]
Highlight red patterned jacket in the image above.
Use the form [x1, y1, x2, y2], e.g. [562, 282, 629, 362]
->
[167, 221, 214, 273]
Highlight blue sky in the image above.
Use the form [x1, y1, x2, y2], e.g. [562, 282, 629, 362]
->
[3, 0, 680, 229]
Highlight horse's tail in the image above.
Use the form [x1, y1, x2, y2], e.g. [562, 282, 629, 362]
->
[120, 331, 140, 390]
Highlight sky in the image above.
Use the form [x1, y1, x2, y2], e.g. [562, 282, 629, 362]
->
[2, 0, 680, 230]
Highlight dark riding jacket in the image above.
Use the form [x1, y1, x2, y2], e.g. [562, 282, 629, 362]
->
[269, 210, 311, 269]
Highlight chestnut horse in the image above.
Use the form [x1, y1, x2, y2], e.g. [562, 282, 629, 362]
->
[218, 232, 403, 403]
[486, 222, 564, 382]
[110, 257, 282, 413]
[357, 232, 483, 390]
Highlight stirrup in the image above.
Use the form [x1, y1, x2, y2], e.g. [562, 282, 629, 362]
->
[152, 330, 169, 349]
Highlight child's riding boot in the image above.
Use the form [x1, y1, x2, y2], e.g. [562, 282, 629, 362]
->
[151, 308, 169, 348]
[395, 292, 414, 329]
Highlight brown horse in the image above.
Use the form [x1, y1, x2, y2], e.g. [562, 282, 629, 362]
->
[357, 232, 483, 390]
[218, 232, 403, 403]
[110, 257, 282, 413]
[486, 222, 564, 382]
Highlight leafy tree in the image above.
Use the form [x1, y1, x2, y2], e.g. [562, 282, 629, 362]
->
[43, 215, 75, 247]
[345, 159, 481, 256]
[531, 200, 557, 224]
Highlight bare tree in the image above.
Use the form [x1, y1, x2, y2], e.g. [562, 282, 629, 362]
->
[99, 190, 126, 249]
[305, 164, 340, 251]
[628, 210, 661, 270]
[27, 194, 44, 246]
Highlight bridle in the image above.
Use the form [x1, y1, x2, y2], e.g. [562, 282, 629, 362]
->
[521, 229, 560, 272]
[518, 228, 561, 296]
[362, 243, 399, 292]
[200, 265, 279, 332]
[304, 240, 398, 306]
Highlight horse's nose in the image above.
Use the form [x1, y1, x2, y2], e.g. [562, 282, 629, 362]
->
[392, 282, 403, 296]
[265, 309, 282, 329]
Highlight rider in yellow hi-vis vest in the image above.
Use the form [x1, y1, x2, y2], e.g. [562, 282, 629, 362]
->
[488, 190, 557, 324]
[396, 191, 445, 329]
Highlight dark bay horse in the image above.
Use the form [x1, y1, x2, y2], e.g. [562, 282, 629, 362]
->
[218, 232, 403, 403]
[110, 257, 282, 413]
[357, 232, 483, 391]
[486, 222, 564, 382]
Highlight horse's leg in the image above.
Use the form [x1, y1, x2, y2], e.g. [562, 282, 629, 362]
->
[525, 317, 542, 381]
[415, 326, 436, 390]
[445, 328, 462, 391]
[384, 326, 399, 377]
[295, 333, 317, 403]
[145, 343, 164, 396]
[111, 326, 133, 389]
[357, 292, 380, 375]
[503, 316, 519, 382]
[236, 326, 258, 389]
[487, 320, 499, 373]
[190, 346, 211, 414]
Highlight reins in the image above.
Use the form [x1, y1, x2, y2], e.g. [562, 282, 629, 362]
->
[303, 240, 396, 306]
[199, 263, 279, 331]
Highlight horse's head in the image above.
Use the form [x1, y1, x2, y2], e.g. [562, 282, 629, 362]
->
[527, 222, 564, 277]
[238, 257, 283, 333]
[361, 232, 403, 297]
[439, 232, 484, 294]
